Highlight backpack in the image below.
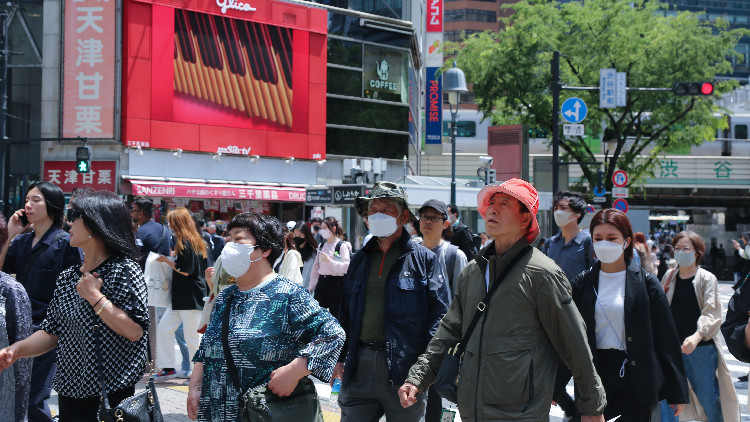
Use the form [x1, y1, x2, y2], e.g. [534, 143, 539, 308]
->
[443, 243, 459, 294]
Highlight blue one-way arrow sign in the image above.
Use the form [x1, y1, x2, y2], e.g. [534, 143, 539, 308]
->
[561, 97, 588, 124]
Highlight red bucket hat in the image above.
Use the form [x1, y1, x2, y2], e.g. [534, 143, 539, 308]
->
[477, 178, 540, 244]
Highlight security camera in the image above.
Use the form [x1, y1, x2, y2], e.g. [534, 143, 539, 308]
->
[478, 156, 493, 165]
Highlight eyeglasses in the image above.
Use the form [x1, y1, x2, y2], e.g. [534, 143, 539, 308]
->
[66, 208, 83, 222]
[419, 215, 444, 224]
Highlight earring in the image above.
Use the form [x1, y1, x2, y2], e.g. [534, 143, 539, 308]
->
[88, 235, 92, 239]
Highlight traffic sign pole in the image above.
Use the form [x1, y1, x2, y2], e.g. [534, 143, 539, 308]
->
[551, 51, 561, 201]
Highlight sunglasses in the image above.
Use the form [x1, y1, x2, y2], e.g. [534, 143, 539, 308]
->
[66, 208, 83, 222]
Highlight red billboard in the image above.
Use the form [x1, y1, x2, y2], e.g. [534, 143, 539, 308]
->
[122, 0, 327, 159]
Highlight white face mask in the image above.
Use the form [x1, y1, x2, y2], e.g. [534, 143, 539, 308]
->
[220, 242, 262, 277]
[674, 251, 696, 268]
[593, 240, 626, 264]
[319, 229, 332, 240]
[368, 212, 399, 238]
[553, 210, 576, 228]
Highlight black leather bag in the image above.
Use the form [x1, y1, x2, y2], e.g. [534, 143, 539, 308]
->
[94, 324, 164, 422]
[434, 246, 531, 403]
[222, 292, 323, 422]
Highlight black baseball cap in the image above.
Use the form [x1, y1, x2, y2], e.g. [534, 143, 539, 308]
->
[418, 199, 448, 220]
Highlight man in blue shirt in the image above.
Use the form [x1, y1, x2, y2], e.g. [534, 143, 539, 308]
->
[132, 197, 170, 267]
[542, 190, 593, 421]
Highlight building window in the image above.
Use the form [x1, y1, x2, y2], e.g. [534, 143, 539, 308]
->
[445, 9, 497, 23]
[735, 124, 748, 140]
[444, 30, 482, 42]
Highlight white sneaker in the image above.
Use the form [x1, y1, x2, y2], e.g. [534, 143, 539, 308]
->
[175, 369, 192, 379]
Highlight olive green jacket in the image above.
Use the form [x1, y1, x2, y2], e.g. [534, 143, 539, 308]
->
[405, 239, 606, 421]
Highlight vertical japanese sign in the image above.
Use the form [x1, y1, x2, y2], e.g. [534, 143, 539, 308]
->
[424, 0, 443, 145]
[63, 0, 116, 139]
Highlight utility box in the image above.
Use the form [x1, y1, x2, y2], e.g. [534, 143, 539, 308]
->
[487, 125, 529, 182]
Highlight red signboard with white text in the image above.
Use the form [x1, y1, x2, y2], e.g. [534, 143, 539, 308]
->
[43, 161, 117, 193]
[63, 0, 117, 138]
[426, 0, 443, 32]
[122, 0, 327, 159]
[130, 180, 306, 201]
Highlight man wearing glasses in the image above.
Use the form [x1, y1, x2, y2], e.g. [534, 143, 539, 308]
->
[416, 199, 468, 422]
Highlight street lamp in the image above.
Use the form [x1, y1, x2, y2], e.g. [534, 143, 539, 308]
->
[443, 61, 468, 205]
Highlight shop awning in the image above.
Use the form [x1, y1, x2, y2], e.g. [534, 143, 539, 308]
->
[125, 179, 307, 202]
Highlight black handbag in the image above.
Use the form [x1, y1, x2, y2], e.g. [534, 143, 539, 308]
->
[434, 246, 531, 404]
[221, 292, 323, 422]
[94, 324, 164, 422]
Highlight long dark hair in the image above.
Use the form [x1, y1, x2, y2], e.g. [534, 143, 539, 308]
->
[293, 221, 317, 261]
[28, 181, 66, 228]
[70, 188, 140, 261]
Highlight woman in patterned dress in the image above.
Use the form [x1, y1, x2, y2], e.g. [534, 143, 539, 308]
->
[186, 212, 345, 421]
[0, 188, 149, 421]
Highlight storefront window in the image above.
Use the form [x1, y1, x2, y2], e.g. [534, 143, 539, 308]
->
[328, 38, 363, 67]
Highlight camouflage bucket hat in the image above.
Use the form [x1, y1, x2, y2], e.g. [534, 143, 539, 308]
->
[355, 181, 417, 223]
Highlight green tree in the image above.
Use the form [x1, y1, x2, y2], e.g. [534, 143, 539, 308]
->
[446, 0, 747, 193]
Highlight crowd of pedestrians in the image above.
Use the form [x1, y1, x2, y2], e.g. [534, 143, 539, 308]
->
[0, 178, 749, 421]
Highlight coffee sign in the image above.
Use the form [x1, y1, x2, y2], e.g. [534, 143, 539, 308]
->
[363, 46, 407, 103]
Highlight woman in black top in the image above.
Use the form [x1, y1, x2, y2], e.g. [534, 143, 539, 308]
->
[155, 207, 208, 377]
[0, 188, 149, 421]
[0, 181, 82, 422]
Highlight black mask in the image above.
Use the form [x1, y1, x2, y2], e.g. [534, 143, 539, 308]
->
[312, 225, 320, 232]
[294, 237, 306, 248]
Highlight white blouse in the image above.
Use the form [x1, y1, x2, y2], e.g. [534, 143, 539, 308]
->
[595, 269, 627, 351]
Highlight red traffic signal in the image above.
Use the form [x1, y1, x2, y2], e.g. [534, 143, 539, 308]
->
[672, 82, 714, 96]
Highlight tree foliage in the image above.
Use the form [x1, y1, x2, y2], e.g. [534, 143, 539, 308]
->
[446, 0, 748, 192]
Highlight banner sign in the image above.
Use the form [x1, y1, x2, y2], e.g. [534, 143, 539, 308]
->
[305, 188, 332, 205]
[43, 161, 117, 193]
[130, 180, 306, 201]
[63, 0, 117, 139]
[426, 0, 443, 32]
[425, 67, 442, 145]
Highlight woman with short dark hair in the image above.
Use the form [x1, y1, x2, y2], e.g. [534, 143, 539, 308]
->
[556, 208, 689, 421]
[186, 213, 344, 421]
[0, 181, 82, 421]
[0, 188, 149, 421]
[659, 231, 739, 422]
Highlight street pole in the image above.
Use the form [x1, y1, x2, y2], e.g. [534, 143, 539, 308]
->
[551, 50, 560, 198]
[450, 111, 457, 205]
[0, 11, 8, 214]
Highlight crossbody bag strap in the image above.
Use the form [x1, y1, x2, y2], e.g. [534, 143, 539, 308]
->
[451, 246, 532, 357]
[17, 231, 67, 285]
[221, 293, 243, 393]
[93, 324, 112, 409]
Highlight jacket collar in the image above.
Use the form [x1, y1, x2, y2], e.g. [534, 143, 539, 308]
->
[477, 237, 529, 277]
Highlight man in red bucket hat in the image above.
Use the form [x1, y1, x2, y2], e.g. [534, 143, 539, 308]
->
[400, 178, 607, 421]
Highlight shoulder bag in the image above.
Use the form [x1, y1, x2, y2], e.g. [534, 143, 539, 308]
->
[221, 292, 323, 422]
[95, 324, 163, 422]
[434, 246, 532, 404]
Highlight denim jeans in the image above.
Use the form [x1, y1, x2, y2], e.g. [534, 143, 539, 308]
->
[660, 345, 724, 422]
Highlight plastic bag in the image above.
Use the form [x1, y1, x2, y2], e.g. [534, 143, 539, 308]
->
[145, 252, 173, 308]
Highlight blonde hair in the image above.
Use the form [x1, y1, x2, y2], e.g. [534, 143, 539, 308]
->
[167, 208, 207, 258]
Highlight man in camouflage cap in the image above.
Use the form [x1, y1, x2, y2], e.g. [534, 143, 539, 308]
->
[332, 181, 449, 422]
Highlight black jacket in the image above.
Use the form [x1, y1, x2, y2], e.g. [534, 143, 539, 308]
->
[338, 230, 450, 385]
[449, 222, 476, 262]
[556, 259, 689, 406]
[721, 284, 750, 362]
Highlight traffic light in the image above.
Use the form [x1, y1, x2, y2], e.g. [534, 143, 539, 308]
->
[672, 82, 714, 96]
[76, 146, 91, 173]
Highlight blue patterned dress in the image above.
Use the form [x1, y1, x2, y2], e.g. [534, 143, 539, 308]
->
[194, 275, 345, 421]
